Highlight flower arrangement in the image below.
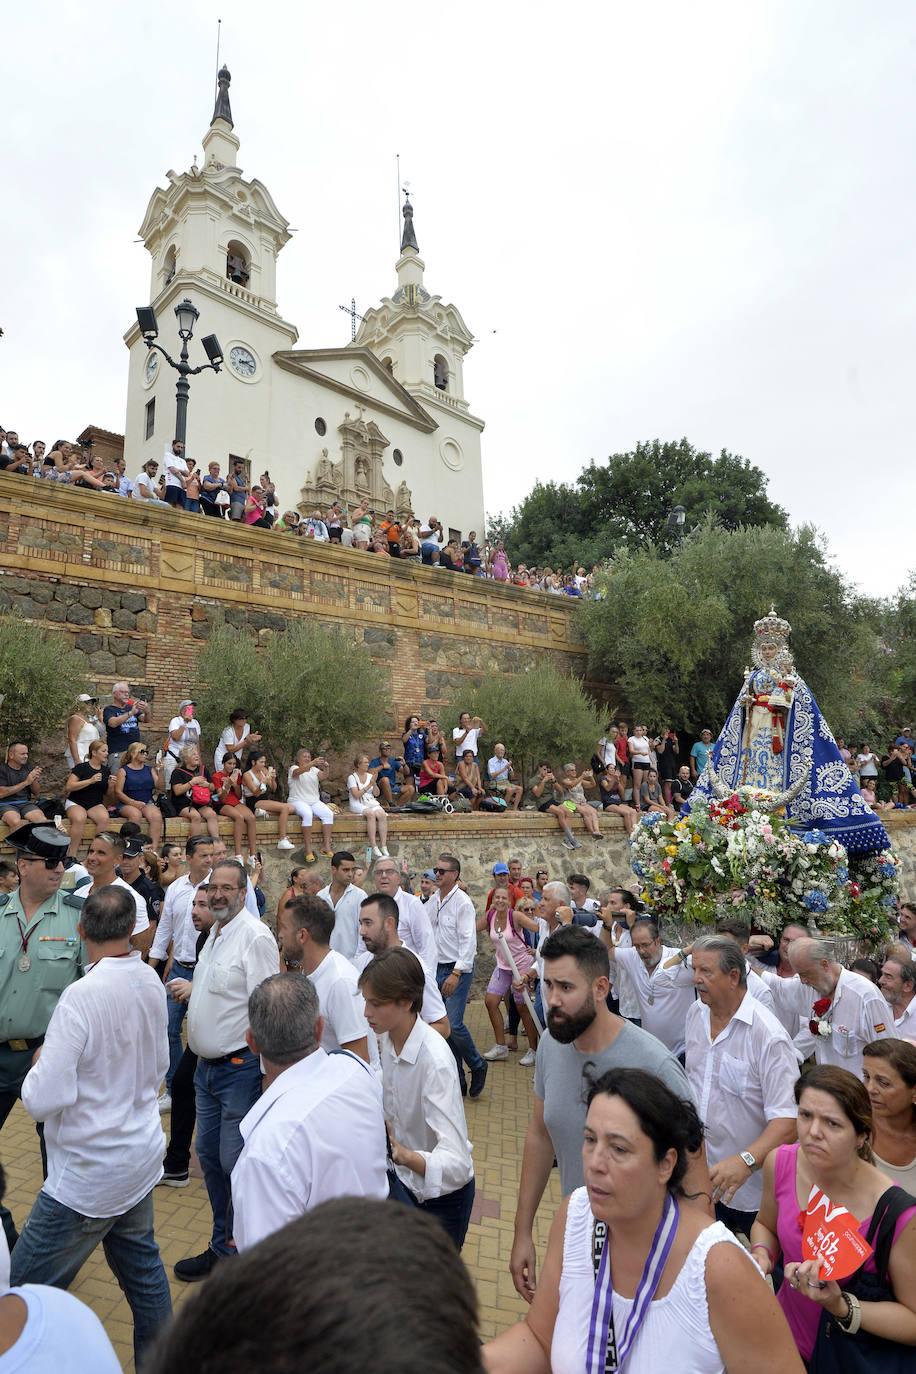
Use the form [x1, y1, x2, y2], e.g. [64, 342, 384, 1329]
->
[630, 790, 899, 943]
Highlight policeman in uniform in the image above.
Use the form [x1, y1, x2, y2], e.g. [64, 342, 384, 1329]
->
[0, 823, 86, 1247]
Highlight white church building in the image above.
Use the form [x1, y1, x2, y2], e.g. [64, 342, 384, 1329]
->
[123, 67, 486, 538]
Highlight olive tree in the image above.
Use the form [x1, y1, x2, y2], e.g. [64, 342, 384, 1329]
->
[0, 613, 88, 748]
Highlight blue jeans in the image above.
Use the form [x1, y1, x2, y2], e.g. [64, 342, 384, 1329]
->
[194, 1047, 262, 1254]
[436, 962, 484, 1079]
[387, 1169, 475, 1250]
[10, 1187, 171, 1366]
[164, 961, 195, 1090]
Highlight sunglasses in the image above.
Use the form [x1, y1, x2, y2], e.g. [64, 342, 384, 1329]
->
[432, 867, 453, 876]
[20, 855, 65, 870]
[137, 749, 149, 755]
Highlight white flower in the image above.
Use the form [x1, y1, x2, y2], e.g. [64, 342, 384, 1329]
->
[817, 1021, 831, 1038]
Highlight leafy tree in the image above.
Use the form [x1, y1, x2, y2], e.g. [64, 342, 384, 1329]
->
[879, 574, 916, 730]
[191, 621, 388, 781]
[436, 661, 606, 786]
[489, 438, 787, 570]
[0, 614, 88, 748]
[579, 520, 891, 742]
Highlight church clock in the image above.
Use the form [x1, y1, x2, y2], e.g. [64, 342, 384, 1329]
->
[229, 345, 257, 378]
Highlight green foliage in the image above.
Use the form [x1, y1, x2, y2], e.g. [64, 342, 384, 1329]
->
[488, 438, 787, 570]
[0, 614, 88, 748]
[191, 621, 388, 781]
[579, 520, 892, 742]
[880, 574, 916, 731]
[436, 661, 605, 785]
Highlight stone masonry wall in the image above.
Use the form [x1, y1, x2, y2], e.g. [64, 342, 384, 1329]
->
[0, 475, 595, 740]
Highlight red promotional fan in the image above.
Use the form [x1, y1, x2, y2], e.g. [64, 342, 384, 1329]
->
[802, 1186, 873, 1282]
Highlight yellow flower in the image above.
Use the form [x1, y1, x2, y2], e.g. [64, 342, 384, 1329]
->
[666, 845, 678, 856]
[692, 833, 701, 844]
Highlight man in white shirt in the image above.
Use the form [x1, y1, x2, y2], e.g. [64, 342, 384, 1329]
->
[317, 850, 366, 960]
[598, 888, 643, 1023]
[163, 438, 189, 507]
[83, 831, 151, 955]
[787, 937, 894, 1076]
[452, 711, 485, 761]
[148, 835, 214, 1106]
[359, 948, 476, 1250]
[486, 743, 522, 809]
[607, 917, 695, 1059]
[354, 894, 450, 1036]
[878, 948, 916, 1037]
[426, 853, 487, 1097]
[685, 936, 798, 1238]
[163, 699, 202, 788]
[371, 856, 437, 974]
[231, 974, 387, 1252]
[277, 894, 372, 1064]
[10, 885, 172, 1366]
[177, 861, 279, 1282]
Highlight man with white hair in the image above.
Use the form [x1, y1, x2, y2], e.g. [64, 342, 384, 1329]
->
[371, 856, 437, 976]
[878, 946, 916, 1037]
[787, 936, 894, 1075]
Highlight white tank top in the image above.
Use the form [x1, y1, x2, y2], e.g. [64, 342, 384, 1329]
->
[66, 717, 101, 769]
[551, 1188, 747, 1374]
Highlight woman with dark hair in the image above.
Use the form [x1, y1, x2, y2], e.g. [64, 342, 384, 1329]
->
[156, 842, 185, 890]
[751, 1064, 916, 1365]
[485, 1067, 801, 1374]
[63, 738, 114, 859]
[863, 1039, 916, 1192]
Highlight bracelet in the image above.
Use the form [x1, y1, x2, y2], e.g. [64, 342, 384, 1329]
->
[836, 1291, 862, 1335]
[750, 1244, 776, 1264]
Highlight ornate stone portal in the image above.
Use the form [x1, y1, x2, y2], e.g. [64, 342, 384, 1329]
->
[298, 410, 413, 521]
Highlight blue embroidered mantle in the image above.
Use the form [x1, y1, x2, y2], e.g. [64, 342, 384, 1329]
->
[686, 670, 890, 855]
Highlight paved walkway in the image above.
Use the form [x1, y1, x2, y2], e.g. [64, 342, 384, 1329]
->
[1, 1001, 561, 1370]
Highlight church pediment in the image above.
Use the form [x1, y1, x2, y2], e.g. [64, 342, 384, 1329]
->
[138, 171, 290, 247]
[272, 348, 438, 433]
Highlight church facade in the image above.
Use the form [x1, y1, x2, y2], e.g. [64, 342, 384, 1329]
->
[123, 68, 486, 538]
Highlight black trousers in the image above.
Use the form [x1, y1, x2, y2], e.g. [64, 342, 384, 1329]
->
[163, 1044, 198, 1174]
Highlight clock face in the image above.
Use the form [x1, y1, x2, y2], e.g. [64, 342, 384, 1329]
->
[230, 346, 257, 378]
[144, 352, 158, 382]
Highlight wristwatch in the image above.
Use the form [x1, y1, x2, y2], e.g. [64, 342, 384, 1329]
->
[739, 1150, 757, 1171]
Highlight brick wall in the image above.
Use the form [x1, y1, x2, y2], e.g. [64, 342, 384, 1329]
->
[0, 474, 600, 737]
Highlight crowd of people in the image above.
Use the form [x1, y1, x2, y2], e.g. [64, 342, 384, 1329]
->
[0, 430, 603, 593]
[1, 815, 915, 1369]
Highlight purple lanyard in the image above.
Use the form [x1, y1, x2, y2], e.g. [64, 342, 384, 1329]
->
[586, 1193, 679, 1374]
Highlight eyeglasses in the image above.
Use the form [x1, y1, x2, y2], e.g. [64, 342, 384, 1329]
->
[432, 867, 453, 876]
[137, 749, 149, 755]
[19, 855, 65, 870]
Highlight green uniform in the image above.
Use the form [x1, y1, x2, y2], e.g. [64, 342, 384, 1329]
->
[0, 887, 86, 1095]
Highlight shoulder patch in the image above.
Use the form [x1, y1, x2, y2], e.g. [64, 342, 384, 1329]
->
[62, 888, 88, 910]
[873, 1023, 886, 1034]
[0, 893, 11, 911]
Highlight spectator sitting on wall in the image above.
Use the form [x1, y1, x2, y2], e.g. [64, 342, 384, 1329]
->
[369, 742, 416, 808]
[399, 519, 421, 561]
[418, 745, 448, 797]
[244, 485, 271, 528]
[419, 516, 443, 564]
[487, 743, 523, 810]
[530, 762, 581, 850]
[595, 766, 638, 836]
[456, 750, 486, 810]
[0, 741, 47, 832]
[556, 762, 603, 838]
[379, 510, 401, 557]
[134, 458, 169, 506]
[276, 510, 300, 533]
[670, 764, 694, 807]
[171, 744, 221, 839]
[303, 509, 329, 540]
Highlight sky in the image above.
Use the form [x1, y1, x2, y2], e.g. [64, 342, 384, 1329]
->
[3, 1, 914, 600]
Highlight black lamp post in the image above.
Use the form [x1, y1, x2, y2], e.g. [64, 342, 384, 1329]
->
[135, 299, 224, 448]
[665, 504, 687, 539]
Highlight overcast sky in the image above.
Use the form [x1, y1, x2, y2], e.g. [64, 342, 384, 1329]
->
[4, 1, 914, 599]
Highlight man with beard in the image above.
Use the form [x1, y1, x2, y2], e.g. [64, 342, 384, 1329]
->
[509, 924, 709, 1303]
[353, 895, 450, 1037]
[176, 861, 278, 1282]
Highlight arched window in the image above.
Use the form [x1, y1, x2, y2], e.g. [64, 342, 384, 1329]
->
[382, 356, 394, 375]
[163, 245, 177, 286]
[433, 354, 449, 391]
[226, 241, 250, 286]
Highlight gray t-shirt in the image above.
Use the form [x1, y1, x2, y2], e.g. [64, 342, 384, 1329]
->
[534, 1020, 696, 1196]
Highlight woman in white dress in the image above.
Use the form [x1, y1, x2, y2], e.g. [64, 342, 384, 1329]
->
[65, 695, 100, 769]
[484, 1068, 802, 1374]
[348, 753, 389, 857]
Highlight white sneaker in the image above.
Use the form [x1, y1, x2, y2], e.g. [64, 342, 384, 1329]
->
[158, 1093, 172, 1113]
[234, 854, 245, 864]
[277, 837, 295, 851]
[255, 808, 269, 819]
[372, 846, 384, 858]
[483, 1044, 509, 1061]
[519, 1049, 537, 1067]
[380, 846, 390, 858]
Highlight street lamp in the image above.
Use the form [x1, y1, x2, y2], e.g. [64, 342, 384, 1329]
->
[135, 298, 224, 448]
[666, 504, 687, 538]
